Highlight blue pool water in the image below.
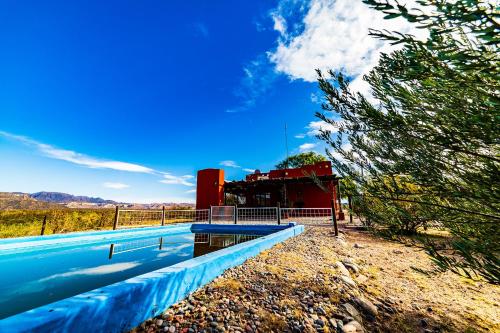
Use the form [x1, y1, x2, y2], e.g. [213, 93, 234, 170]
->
[0, 225, 261, 319]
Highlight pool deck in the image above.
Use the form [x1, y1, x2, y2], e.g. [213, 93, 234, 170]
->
[0, 223, 304, 333]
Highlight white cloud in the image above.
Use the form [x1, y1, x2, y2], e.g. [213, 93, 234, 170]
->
[219, 160, 257, 173]
[220, 160, 240, 168]
[0, 131, 155, 173]
[295, 134, 306, 139]
[160, 174, 195, 187]
[226, 55, 277, 113]
[272, 13, 288, 35]
[299, 142, 317, 152]
[0, 131, 195, 187]
[39, 262, 140, 282]
[306, 120, 340, 136]
[103, 182, 129, 189]
[328, 142, 353, 164]
[185, 189, 196, 194]
[269, 0, 425, 89]
[310, 92, 321, 104]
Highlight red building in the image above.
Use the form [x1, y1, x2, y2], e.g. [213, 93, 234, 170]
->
[196, 161, 344, 219]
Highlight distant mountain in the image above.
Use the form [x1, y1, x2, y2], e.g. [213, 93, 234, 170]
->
[30, 192, 117, 205]
[0, 192, 62, 210]
[0, 191, 195, 210]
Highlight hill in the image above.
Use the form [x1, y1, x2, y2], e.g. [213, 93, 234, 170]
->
[30, 191, 117, 205]
[0, 191, 195, 210]
[0, 192, 62, 210]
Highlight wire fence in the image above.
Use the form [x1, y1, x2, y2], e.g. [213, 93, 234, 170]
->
[114, 205, 337, 229]
[165, 209, 209, 224]
[280, 208, 333, 225]
[237, 207, 279, 224]
[210, 206, 236, 224]
[115, 209, 209, 229]
[116, 209, 163, 229]
[112, 237, 163, 255]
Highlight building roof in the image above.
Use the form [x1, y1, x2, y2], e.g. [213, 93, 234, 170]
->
[224, 174, 339, 195]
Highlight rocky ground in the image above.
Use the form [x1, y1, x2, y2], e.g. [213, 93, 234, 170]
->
[131, 226, 499, 333]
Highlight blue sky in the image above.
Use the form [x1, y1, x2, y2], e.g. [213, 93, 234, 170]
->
[0, 0, 416, 203]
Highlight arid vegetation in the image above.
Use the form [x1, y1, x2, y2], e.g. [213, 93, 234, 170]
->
[316, 1, 499, 283]
[0, 209, 116, 238]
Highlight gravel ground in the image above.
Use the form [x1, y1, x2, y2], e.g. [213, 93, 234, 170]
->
[131, 226, 499, 333]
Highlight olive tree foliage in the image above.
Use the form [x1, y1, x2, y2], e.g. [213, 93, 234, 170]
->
[315, 0, 499, 283]
[275, 152, 327, 169]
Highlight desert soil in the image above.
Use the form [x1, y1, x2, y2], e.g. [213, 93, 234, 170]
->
[131, 226, 499, 333]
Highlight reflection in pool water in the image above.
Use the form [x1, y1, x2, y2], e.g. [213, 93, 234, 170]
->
[0, 230, 260, 319]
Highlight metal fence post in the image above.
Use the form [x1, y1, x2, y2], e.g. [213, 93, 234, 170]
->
[348, 196, 353, 224]
[209, 206, 212, 224]
[331, 199, 339, 236]
[113, 206, 119, 230]
[108, 244, 115, 259]
[277, 202, 281, 225]
[234, 205, 238, 224]
[161, 205, 165, 226]
[40, 215, 47, 236]
[337, 182, 344, 220]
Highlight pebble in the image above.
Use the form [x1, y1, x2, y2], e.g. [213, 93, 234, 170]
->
[340, 275, 357, 288]
[336, 239, 348, 247]
[329, 318, 338, 329]
[342, 320, 363, 333]
[342, 303, 363, 323]
[336, 261, 351, 277]
[355, 274, 368, 284]
[353, 297, 378, 317]
[343, 262, 360, 274]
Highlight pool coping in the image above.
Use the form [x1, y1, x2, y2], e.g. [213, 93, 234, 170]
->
[0, 224, 193, 255]
[0, 223, 304, 333]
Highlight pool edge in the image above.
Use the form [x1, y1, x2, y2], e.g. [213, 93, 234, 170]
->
[0, 224, 304, 333]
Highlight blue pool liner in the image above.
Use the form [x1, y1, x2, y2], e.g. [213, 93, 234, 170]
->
[0, 223, 304, 333]
[0, 224, 192, 256]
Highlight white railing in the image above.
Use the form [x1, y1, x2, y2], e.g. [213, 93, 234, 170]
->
[164, 209, 209, 224]
[236, 207, 279, 224]
[114, 206, 335, 229]
[115, 208, 209, 229]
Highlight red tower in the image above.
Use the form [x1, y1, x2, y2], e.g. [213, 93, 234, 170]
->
[196, 169, 224, 210]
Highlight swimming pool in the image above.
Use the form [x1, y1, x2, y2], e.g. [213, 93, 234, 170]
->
[0, 224, 269, 319]
[0, 223, 304, 332]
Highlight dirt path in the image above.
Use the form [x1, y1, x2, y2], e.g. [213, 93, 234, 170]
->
[132, 226, 499, 333]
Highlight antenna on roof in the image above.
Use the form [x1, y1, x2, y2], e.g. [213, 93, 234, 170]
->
[284, 123, 289, 169]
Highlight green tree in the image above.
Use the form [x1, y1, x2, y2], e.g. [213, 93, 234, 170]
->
[316, 0, 499, 283]
[275, 152, 327, 169]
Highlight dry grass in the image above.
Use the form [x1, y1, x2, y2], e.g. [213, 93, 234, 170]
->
[342, 230, 500, 332]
